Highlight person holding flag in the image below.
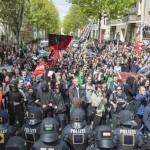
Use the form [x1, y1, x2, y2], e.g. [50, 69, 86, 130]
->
[47, 34, 72, 66]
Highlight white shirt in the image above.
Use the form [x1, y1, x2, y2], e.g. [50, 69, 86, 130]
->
[114, 66, 122, 72]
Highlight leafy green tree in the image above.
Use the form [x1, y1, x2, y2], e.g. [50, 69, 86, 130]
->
[0, 0, 27, 45]
[26, 0, 60, 36]
[66, 0, 138, 37]
[63, 5, 88, 34]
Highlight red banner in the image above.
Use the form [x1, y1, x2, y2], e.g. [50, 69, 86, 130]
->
[0, 92, 2, 109]
[118, 72, 139, 82]
[47, 50, 60, 66]
[32, 61, 46, 76]
[136, 42, 145, 55]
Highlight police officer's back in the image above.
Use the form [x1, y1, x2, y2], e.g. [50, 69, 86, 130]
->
[20, 107, 43, 149]
[0, 110, 16, 149]
[114, 110, 144, 150]
[87, 125, 114, 150]
[62, 108, 93, 150]
[5, 136, 27, 150]
[31, 117, 69, 150]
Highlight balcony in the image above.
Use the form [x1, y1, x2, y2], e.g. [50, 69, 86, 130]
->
[106, 14, 141, 25]
[123, 15, 141, 22]
[106, 19, 123, 25]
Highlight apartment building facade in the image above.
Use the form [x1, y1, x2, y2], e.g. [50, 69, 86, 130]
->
[105, 0, 150, 42]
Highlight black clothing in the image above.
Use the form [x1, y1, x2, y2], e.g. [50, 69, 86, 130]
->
[62, 124, 92, 150]
[32, 139, 69, 150]
[7, 90, 25, 127]
[0, 125, 16, 149]
[114, 127, 144, 150]
[124, 76, 136, 102]
[20, 123, 41, 149]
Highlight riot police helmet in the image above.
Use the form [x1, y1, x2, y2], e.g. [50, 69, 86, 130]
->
[118, 110, 137, 127]
[40, 117, 59, 143]
[0, 109, 9, 130]
[5, 136, 27, 150]
[28, 107, 43, 126]
[94, 125, 114, 149]
[70, 108, 86, 129]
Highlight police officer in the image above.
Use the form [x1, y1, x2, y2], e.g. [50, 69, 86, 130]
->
[0, 110, 16, 149]
[20, 107, 43, 149]
[31, 117, 69, 150]
[61, 108, 93, 150]
[143, 101, 150, 150]
[5, 136, 27, 150]
[87, 125, 114, 150]
[113, 110, 144, 150]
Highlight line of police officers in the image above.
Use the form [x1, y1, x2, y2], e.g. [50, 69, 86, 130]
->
[0, 105, 148, 150]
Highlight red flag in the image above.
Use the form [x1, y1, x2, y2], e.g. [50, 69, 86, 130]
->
[32, 61, 46, 76]
[48, 34, 72, 50]
[101, 32, 106, 39]
[136, 42, 144, 55]
[118, 72, 139, 82]
[54, 50, 60, 60]
[47, 50, 60, 66]
[48, 34, 72, 66]
[0, 91, 3, 109]
[136, 43, 141, 55]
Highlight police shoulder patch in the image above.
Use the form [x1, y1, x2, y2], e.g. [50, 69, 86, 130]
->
[72, 134, 84, 144]
[122, 134, 134, 146]
[0, 133, 4, 143]
[25, 133, 35, 143]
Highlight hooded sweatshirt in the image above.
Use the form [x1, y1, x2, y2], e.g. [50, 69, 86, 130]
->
[36, 82, 53, 106]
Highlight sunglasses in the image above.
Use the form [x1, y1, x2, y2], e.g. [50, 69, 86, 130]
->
[117, 89, 122, 91]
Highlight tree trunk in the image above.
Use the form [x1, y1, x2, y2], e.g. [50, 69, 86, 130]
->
[36, 24, 39, 38]
[98, 13, 102, 41]
[16, 30, 20, 46]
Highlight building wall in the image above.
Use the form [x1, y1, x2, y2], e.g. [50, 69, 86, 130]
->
[145, 0, 150, 25]
[105, 0, 150, 42]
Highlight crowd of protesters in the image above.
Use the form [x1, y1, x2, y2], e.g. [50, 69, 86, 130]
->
[0, 41, 150, 148]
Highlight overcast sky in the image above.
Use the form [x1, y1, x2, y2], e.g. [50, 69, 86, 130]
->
[53, 0, 71, 22]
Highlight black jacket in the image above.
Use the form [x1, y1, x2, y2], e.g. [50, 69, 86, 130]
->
[69, 86, 86, 102]
[124, 77, 136, 102]
[52, 91, 66, 114]
[36, 83, 53, 106]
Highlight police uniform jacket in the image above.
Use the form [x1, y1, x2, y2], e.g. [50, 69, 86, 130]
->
[0, 125, 16, 149]
[61, 124, 92, 150]
[31, 139, 69, 150]
[143, 104, 150, 131]
[113, 126, 144, 150]
[20, 123, 41, 144]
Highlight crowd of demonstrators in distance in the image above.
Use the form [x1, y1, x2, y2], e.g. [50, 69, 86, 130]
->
[0, 41, 150, 149]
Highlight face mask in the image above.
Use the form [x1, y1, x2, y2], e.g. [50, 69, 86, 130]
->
[42, 88, 47, 92]
[29, 91, 33, 95]
[36, 80, 40, 83]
